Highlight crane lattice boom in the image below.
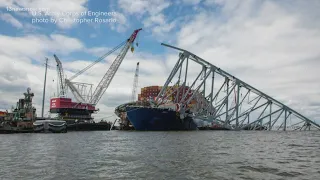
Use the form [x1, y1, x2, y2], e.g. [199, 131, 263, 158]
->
[89, 28, 142, 105]
[68, 41, 127, 81]
[131, 62, 140, 102]
[65, 79, 85, 102]
[53, 54, 66, 97]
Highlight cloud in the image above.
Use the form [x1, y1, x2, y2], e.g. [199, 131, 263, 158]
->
[0, 34, 84, 61]
[0, 53, 57, 115]
[2, 0, 88, 29]
[175, 0, 320, 121]
[86, 47, 110, 57]
[142, 13, 176, 37]
[117, 0, 149, 15]
[118, 0, 174, 38]
[0, 13, 23, 28]
[0, 12, 41, 32]
[0, 0, 14, 7]
[152, 21, 176, 36]
[143, 14, 166, 28]
[109, 12, 128, 33]
[118, 0, 170, 16]
[0, 32, 95, 117]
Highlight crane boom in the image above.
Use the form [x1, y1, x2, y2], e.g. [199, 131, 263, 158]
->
[68, 40, 126, 81]
[131, 62, 140, 102]
[54, 54, 66, 96]
[89, 28, 142, 105]
[65, 79, 85, 102]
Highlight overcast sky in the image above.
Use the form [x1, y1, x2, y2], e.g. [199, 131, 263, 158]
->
[0, 0, 319, 122]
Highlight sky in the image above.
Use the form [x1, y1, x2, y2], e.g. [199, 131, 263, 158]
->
[0, 0, 319, 122]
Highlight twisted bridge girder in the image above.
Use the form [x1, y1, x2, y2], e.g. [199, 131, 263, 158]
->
[158, 43, 320, 131]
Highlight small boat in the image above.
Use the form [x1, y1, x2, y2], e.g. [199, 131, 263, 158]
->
[33, 120, 67, 133]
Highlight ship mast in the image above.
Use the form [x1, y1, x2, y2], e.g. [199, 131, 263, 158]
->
[41, 57, 48, 118]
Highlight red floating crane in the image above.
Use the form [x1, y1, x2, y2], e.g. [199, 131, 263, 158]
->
[50, 28, 142, 121]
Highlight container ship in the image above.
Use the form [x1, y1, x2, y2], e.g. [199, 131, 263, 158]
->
[125, 105, 197, 131]
[115, 85, 199, 131]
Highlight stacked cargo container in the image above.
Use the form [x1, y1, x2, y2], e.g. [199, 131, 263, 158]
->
[139, 86, 162, 101]
[0, 111, 6, 121]
[138, 85, 195, 103]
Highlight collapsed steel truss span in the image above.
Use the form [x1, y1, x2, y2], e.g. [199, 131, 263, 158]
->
[156, 43, 320, 131]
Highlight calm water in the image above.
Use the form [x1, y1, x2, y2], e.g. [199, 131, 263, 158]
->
[0, 131, 319, 180]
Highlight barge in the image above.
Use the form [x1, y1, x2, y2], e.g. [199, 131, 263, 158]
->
[33, 120, 67, 133]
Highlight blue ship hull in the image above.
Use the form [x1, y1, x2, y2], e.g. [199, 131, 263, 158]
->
[125, 106, 198, 131]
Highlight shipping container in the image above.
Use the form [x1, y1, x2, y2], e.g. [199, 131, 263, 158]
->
[0, 111, 6, 115]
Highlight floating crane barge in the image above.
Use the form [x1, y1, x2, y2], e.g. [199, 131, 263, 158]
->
[49, 28, 142, 130]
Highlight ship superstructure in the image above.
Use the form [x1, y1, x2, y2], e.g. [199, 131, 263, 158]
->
[0, 88, 37, 131]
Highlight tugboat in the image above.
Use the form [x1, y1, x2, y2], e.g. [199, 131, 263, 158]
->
[0, 88, 36, 133]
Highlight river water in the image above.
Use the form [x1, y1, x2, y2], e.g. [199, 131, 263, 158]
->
[0, 131, 319, 180]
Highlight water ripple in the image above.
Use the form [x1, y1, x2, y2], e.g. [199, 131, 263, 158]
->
[0, 131, 319, 180]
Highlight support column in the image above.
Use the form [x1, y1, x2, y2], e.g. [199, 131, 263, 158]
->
[157, 53, 186, 101]
[269, 102, 272, 130]
[203, 66, 206, 97]
[183, 57, 189, 98]
[225, 78, 229, 125]
[203, 66, 206, 113]
[235, 81, 240, 129]
[175, 64, 183, 102]
[284, 110, 287, 131]
[210, 70, 215, 116]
